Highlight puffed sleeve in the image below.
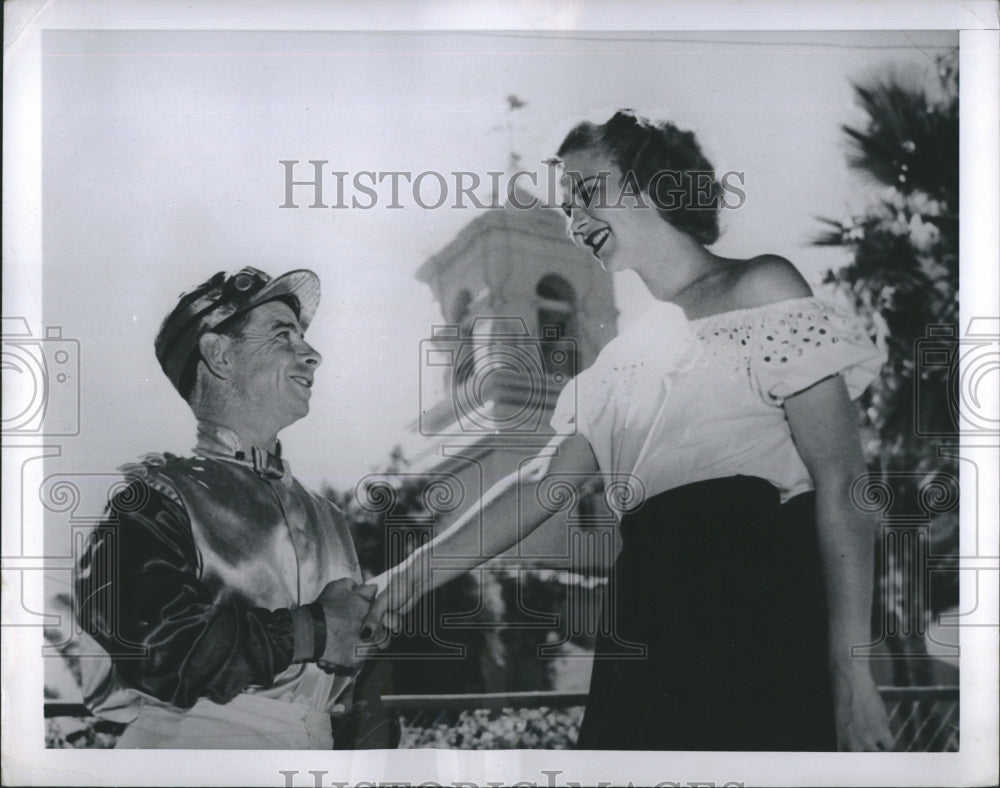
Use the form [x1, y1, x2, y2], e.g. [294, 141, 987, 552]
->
[75, 477, 300, 711]
[749, 297, 886, 406]
[549, 355, 617, 442]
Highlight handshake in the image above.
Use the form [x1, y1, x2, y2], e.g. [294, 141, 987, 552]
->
[298, 573, 408, 675]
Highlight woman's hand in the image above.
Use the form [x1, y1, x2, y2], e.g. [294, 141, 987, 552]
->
[832, 664, 895, 751]
[361, 561, 426, 647]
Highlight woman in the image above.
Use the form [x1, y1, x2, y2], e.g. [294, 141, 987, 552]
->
[365, 110, 893, 751]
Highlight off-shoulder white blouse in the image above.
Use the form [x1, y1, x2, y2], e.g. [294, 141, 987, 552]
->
[551, 296, 885, 504]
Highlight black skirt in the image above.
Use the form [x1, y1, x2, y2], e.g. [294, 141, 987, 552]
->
[577, 475, 837, 751]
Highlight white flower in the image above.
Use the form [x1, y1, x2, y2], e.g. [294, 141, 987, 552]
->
[908, 214, 940, 250]
[907, 191, 942, 217]
[882, 186, 907, 211]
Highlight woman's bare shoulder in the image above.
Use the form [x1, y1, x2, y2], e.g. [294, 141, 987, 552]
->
[730, 255, 813, 308]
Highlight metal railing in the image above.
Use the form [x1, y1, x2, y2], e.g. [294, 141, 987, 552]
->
[45, 686, 958, 751]
[878, 686, 960, 752]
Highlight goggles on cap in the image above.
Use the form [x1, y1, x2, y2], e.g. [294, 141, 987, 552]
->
[154, 266, 319, 396]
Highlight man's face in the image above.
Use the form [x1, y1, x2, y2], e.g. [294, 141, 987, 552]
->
[224, 300, 322, 436]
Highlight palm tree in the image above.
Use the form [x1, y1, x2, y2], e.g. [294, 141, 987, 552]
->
[814, 51, 959, 703]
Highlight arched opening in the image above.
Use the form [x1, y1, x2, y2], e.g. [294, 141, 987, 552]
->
[450, 289, 475, 388]
[451, 289, 474, 331]
[536, 275, 576, 336]
[536, 274, 578, 379]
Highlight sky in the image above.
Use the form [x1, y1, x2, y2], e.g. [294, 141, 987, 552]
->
[33, 29, 959, 506]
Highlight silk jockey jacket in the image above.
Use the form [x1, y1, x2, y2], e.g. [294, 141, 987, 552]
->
[75, 421, 362, 725]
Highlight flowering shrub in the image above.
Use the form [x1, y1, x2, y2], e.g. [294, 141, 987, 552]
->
[46, 707, 585, 750]
[46, 717, 123, 749]
[399, 706, 584, 749]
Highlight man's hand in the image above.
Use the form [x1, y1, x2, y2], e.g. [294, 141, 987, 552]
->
[312, 579, 378, 674]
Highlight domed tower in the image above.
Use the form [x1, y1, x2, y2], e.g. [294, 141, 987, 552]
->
[414, 199, 617, 440]
[397, 198, 618, 566]
[372, 200, 621, 692]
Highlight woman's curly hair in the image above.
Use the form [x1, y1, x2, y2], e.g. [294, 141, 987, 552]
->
[557, 109, 722, 245]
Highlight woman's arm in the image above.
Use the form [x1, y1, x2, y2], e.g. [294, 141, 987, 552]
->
[783, 374, 894, 751]
[363, 431, 600, 633]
